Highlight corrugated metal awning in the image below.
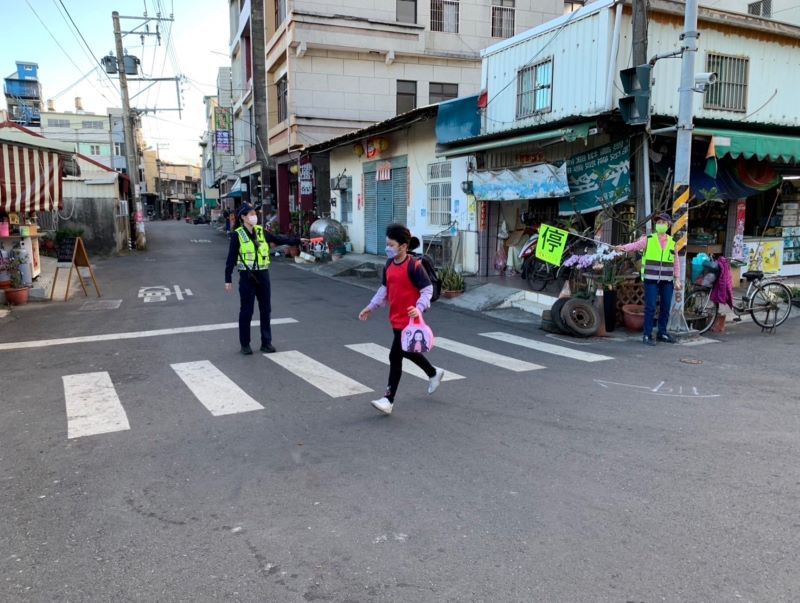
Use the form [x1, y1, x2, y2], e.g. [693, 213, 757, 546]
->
[695, 128, 800, 163]
[438, 122, 595, 159]
[0, 142, 63, 213]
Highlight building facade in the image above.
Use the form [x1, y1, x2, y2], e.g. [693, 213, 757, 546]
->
[3, 61, 43, 127]
[155, 162, 202, 219]
[39, 101, 135, 177]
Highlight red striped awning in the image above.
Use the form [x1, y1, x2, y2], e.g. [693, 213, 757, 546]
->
[0, 142, 63, 213]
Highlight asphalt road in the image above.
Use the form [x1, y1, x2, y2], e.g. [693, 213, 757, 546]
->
[1, 221, 799, 602]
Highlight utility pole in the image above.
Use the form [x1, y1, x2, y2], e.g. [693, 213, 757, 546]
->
[113, 10, 146, 249]
[632, 0, 651, 236]
[669, 0, 700, 332]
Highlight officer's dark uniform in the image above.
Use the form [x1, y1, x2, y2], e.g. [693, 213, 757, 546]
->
[225, 207, 300, 353]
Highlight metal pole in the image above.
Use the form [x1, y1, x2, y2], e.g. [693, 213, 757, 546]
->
[632, 0, 650, 236]
[668, 0, 699, 332]
[113, 10, 146, 249]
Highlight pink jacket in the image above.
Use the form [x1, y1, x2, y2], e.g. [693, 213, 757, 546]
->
[621, 235, 681, 280]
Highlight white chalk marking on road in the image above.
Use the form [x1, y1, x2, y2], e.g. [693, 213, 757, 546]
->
[171, 360, 264, 416]
[434, 338, 543, 372]
[173, 285, 183, 301]
[345, 343, 464, 381]
[63, 372, 130, 439]
[679, 337, 719, 346]
[265, 350, 373, 398]
[0, 318, 299, 351]
[480, 332, 613, 362]
[594, 379, 720, 398]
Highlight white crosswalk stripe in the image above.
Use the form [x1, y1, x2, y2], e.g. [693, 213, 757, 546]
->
[345, 343, 465, 381]
[171, 360, 264, 416]
[434, 337, 544, 372]
[265, 350, 373, 398]
[480, 332, 614, 362]
[63, 372, 130, 439]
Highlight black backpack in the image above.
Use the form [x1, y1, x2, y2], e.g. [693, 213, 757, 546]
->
[409, 253, 441, 302]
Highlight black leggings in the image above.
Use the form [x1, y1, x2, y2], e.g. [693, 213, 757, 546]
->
[385, 329, 436, 402]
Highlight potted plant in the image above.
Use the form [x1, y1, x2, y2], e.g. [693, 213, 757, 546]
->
[2, 257, 29, 305]
[563, 245, 628, 331]
[439, 266, 465, 298]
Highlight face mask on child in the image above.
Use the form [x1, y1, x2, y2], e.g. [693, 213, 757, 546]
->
[385, 246, 398, 259]
[655, 223, 668, 234]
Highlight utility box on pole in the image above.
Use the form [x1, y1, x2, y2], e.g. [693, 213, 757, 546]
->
[619, 65, 652, 126]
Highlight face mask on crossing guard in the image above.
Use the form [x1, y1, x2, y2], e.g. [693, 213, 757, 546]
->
[655, 223, 668, 234]
[385, 246, 398, 259]
[247, 215, 258, 225]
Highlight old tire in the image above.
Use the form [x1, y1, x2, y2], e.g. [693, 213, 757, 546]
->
[562, 298, 600, 338]
[550, 298, 570, 334]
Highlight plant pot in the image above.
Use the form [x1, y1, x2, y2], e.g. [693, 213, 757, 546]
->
[602, 288, 617, 332]
[442, 290, 464, 299]
[711, 314, 727, 333]
[4, 286, 29, 305]
[621, 303, 645, 332]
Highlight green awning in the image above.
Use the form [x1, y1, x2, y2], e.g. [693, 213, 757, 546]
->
[439, 122, 595, 159]
[695, 128, 800, 163]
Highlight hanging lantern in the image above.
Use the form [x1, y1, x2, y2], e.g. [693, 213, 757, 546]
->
[353, 143, 364, 158]
[378, 138, 390, 152]
[289, 164, 299, 175]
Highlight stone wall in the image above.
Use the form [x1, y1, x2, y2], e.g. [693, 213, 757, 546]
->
[59, 198, 128, 256]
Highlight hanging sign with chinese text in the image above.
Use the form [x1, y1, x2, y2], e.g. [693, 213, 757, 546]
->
[535, 224, 569, 266]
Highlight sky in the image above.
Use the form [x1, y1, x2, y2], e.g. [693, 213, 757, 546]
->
[2, 0, 231, 165]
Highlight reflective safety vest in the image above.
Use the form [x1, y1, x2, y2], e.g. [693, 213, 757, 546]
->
[641, 234, 675, 282]
[235, 225, 270, 271]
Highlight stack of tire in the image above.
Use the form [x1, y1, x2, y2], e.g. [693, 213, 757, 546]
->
[540, 297, 601, 338]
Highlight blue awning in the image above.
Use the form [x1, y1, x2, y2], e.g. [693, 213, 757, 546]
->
[435, 95, 480, 145]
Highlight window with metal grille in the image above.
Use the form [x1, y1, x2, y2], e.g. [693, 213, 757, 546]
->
[397, 0, 416, 23]
[563, 0, 584, 14]
[431, 0, 459, 33]
[340, 189, 353, 223]
[47, 119, 70, 128]
[748, 0, 772, 17]
[491, 0, 515, 38]
[427, 161, 452, 226]
[82, 120, 105, 129]
[397, 80, 417, 114]
[276, 75, 288, 123]
[429, 82, 458, 104]
[704, 53, 748, 113]
[516, 58, 553, 118]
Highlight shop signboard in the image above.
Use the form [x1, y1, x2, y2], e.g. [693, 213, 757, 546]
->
[732, 200, 746, 262]
[215, 130, 231, 153]
[472, 163, 569, 201]
[561, 139, 630, 215]
[214, 107, 232, 131]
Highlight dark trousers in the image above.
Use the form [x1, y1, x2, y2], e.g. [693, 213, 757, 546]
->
[644, 279, 674, 337]
[386, 329, 436, 402]
[238, 270, 271, 347]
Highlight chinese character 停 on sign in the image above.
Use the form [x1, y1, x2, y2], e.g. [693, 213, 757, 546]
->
[535, 224, 569, 266]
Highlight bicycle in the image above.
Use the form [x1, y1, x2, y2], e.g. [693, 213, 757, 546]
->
[685, 269, 793, 334]
[524, 227, 595, 292]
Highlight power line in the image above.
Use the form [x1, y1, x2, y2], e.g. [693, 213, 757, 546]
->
[23, 0, 116, 105]
[55, 0, 119, 90]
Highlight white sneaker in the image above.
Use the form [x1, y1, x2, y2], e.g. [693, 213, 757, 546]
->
[427, 368, 445, 395]
[370, 397, 393, 415]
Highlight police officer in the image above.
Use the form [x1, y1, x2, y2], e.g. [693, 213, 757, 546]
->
[615, 213, 682, 346]
[224, 204, 303, 355]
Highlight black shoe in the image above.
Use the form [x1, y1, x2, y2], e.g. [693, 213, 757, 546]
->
[643, 335, 656, 346]
[240, 345, 253, 355]
[657, 333, 676, 344]
[260, 343, 276, 354]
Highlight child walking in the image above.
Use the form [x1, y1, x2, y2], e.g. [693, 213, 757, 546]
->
[358, 224, 445, 415]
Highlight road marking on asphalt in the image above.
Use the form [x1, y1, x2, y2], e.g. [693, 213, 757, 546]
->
[63, 372, 131, 439]
[0, 319, 298, 351]
[480, 332, 614, 362]
[171, 360, 264, 416]
[595, 379, 720, 398]
[434, 338, 544, 372]
[345, 343, 465, 381]
[265, 350, 373, 397]
[678, 337, 719, 346]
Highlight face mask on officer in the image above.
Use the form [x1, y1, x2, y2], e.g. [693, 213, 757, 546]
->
[247, 214, 258, 226]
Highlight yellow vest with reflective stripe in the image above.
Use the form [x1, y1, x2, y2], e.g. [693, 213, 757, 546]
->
[641, 234, 675, 281]
[235, 225, 270, 271]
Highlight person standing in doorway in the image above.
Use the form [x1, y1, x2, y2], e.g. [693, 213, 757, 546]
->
[224, 203, 304, 355]
[615, 213, 682, 346]
[358, 224, 445, 415]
